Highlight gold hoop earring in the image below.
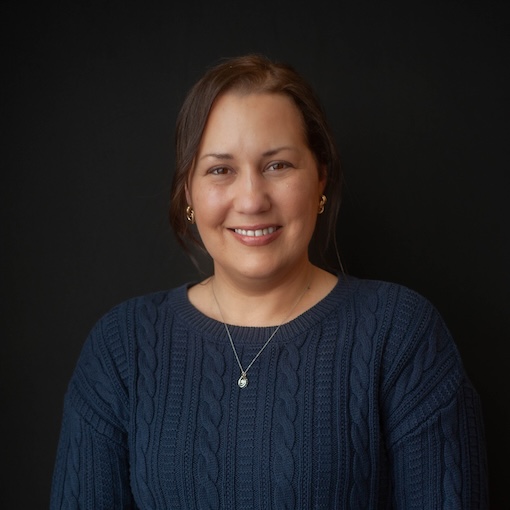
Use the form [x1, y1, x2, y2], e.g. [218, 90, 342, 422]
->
[186, 205, 195, 224]
[318, 195, 327, 214]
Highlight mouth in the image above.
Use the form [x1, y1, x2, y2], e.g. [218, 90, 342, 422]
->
[232, 226, 279, 237]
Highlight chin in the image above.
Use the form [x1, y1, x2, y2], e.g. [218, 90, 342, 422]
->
[234, 264, 278, 280]
[233, 258, 300, 282]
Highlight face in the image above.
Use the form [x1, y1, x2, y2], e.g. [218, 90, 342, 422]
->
[186, 92, 325, 283]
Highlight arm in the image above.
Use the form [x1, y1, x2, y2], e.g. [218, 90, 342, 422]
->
[50, 310, 136, 510]
[381, 288, 488, 509]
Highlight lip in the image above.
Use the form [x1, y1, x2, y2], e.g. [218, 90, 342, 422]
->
[229, 225, 282, 246]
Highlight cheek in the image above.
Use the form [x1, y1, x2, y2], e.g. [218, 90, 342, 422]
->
[193, 186, 228, 223]
[282, 179, 320, 212]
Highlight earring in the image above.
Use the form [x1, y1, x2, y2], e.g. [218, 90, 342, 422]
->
[186, 205, 195, 224]
[318, 195, 327, 214]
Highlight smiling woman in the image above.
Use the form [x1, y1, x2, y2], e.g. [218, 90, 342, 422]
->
[187, 92, 326, 293]
[50, 55, 488, 509]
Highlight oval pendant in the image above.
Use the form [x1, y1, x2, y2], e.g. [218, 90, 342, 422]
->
[238, 374, 248, 388]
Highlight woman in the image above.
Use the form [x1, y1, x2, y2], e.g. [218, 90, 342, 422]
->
[51, 55, 488, 508]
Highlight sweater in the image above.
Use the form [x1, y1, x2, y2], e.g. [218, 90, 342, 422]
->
[50, 276, 488, 509]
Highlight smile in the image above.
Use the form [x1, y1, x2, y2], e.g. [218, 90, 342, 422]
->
[234, 227, 278, 237]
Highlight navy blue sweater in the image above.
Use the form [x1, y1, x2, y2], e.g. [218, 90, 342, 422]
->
[51, 277, 488, 508]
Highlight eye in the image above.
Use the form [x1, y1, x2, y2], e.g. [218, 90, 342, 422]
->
[208, 166, 231, 176]
[267, 161, 290, 172]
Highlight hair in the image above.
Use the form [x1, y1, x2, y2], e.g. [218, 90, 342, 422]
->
[169, 53, 343, 270]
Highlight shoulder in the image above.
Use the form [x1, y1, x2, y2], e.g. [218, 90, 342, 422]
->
[73, 284, 192, 382]
[339, 276, 462, 389]
[91, 284, 190, 337]
[65, 284, 193, 418]
[354, 277, 455, 360]
[348, 279, 470, 441]
[311, 275, 442, 343]
[105, 284, 188, 318]
[337, 275, 439, 328]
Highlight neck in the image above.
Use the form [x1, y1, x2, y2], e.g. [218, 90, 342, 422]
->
[209, 262, 316, 327]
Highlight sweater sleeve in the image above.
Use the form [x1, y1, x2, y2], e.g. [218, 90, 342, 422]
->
[380, 286, 488, 509]
[50, 306, 136, 510]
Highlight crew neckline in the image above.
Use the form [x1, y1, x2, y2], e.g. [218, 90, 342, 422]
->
[166, 274, 357, 346]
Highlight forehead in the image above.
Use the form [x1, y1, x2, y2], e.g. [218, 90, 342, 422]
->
[197, 92, 307, 150]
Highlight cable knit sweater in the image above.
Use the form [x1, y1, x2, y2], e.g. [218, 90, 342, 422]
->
[50, 276, 488, 509]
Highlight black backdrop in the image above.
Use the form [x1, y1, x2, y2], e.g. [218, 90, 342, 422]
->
[2, 0, 509, 507]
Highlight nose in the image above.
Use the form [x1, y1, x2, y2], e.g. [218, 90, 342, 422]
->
[232, 169, 271, 215]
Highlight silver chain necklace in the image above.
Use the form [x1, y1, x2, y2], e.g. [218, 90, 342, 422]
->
[211, 278, 311, 388]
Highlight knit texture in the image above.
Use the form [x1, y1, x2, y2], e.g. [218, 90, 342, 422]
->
[50, 276, 488, 509]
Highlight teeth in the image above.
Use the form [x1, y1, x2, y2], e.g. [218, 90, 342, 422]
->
[235, 227, 276, 237]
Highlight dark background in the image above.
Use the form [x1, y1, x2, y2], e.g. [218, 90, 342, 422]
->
[2, 0, 509, 507]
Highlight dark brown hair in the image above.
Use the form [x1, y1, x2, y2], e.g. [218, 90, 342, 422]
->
[169, 54, 342, 269]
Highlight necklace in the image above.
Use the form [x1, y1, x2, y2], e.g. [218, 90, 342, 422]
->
[211, 278, 311, 389]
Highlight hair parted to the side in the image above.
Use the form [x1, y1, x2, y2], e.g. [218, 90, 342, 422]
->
[169, 53, 343, 271]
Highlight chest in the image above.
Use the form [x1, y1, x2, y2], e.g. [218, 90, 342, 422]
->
[127, 334, 385, 509]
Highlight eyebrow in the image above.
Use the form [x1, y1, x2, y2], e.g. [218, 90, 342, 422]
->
[199, 152, 234, 161]
[199, 146, 296, 161]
